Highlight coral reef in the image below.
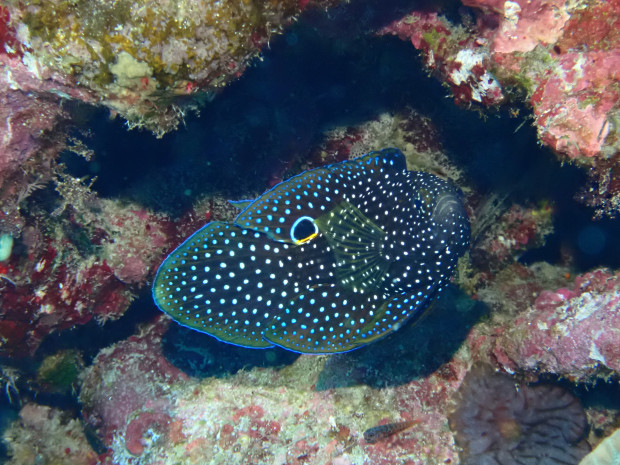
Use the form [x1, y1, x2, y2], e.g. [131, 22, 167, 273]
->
[0, 91, 68, 192]
[381, 0, 619, 163]
[1, 0, 319, 135]
[0, 177, 172, 357]
[489, 268, 620, 381]
[76, 274, 615, 465]
[3, 403, 98, 465]
[465, 0, 619, 162]
[0, 2, 619, 464]
[79, 317, 187, 450]
[304, 108, 467, 184]
[379, 12, 505, 107]
[449, 367, 590, 465]
[379, 0, 620, 215]
[79, 314, 472, 464]
[0, 88, 69, 248]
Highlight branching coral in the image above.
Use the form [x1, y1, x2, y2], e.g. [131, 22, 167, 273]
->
[449, 367, 590, 465]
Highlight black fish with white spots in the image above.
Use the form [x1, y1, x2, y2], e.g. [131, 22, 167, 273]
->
[152, 148, 470, 353]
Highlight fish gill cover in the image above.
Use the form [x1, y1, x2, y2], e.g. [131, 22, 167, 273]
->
[152, 148, 470, 353]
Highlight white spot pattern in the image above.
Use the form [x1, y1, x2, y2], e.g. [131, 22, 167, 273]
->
[153, 149, 470, 353]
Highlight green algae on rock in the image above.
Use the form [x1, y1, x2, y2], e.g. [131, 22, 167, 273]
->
[37, 350, 83, 394]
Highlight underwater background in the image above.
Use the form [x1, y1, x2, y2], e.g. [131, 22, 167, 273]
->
[0, 0, 619, 463]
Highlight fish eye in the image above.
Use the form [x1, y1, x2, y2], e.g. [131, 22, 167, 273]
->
[291, 216, 318, 244]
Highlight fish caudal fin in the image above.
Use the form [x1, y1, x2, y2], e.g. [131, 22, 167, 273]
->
[153, 221, 299, 348]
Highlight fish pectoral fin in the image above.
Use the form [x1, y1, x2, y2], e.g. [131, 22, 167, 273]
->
[314, 201, 390, 292]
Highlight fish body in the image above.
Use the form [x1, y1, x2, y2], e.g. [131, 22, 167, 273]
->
[363, 419, 419, 444]
[152, 148, 470, 353]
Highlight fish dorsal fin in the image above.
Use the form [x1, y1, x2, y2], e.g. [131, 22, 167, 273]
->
[314, 201, 389, 292]
[351, 147, 407, 172]
[234, 148, 407, 243]
[228, 199, 254, 209]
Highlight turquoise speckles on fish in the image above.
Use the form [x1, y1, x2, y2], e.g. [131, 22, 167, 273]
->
[152, 148, 470, 353]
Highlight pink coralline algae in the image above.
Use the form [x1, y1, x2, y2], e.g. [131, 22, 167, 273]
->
[465, 0, 620, 162]
[0, 187, 172, 357]
[380, 0, 620, 168]
[379, 12, 505, 107]
[491, 268, 620, 381]
[529, 50, 619, 160]
[462, 0, 570, 54]
[0, 92, 67, 189]
[0, 243, 132, 358]
[79, 317, 187, 452]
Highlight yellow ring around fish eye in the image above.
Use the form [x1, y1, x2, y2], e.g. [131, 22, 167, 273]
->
[291, 216, 319, 244]
[296, 232, 318, 244]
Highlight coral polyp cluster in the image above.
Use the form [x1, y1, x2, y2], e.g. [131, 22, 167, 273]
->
[449, 368, 590, 465]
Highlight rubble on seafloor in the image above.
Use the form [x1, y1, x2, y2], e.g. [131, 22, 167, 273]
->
[0, 0, 619, 464]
